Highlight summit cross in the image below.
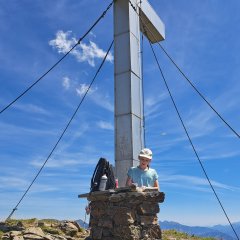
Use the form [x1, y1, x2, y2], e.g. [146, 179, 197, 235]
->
[114, 0, 165, 186]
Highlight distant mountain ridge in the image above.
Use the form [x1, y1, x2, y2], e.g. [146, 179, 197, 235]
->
[160, 221, 240, 240]
[211, 222, 240, 238]
[76, 219, 89, 229]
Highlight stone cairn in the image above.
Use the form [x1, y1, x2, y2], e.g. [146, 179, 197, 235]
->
[79, 186, 165, 240]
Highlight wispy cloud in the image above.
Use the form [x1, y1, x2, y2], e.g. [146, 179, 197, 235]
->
[49, 30, 113, 67]
[79, 41, 113, 66]
[43, 122, 90, 156]
[0, 121, 57, 138]
[144, 92, 168, 118]
[30, 153, 99, 169]
[14, 103, 51, 116]
[97, 120, 113, 130]
[59, 75, 113, 112]
[0, 176, 28, 189]
[160, 174, 240, 192]
[91, 92, 114, 112]
[76, 83, 96, 97]
[0, 176, 58, 193]
[200, 150, 240, 161]
[30, 158, 80, 168]
[185, 107, 217, 137]
[62, 76, 70, 90]
[29, 139, 102, 170]
[89, 31, 96, 38]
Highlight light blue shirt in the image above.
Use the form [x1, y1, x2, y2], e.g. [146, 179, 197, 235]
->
[127, 166, 158, 187]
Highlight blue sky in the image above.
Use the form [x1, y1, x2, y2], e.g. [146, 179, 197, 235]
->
[0, 0, 240, 227]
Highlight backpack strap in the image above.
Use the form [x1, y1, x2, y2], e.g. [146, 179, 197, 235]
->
[90, 158, 108, 192]
[106, 164, 116, 190]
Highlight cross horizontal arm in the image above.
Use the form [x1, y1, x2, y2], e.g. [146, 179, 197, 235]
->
[139, 0, 165, 43]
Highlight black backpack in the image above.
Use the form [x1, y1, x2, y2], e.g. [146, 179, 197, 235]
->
[90, 158, 116, 192]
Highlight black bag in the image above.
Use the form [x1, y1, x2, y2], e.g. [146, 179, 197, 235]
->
[106, 164, 116, 190]
[90, 157, 116, 192]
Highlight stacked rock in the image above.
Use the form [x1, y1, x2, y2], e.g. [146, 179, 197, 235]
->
[83, 188, 165, 240]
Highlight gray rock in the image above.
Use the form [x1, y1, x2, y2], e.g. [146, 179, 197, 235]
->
[60, 221, 78, 236]
[12, 236, 24, 240]
[2, 232, 10, 240]
[23, 233, 45, 240]
[9, 230, 22, 237]
[23, 227, 45, 237]
[0, 219, 87, 240]
[48, 235, 67, 240]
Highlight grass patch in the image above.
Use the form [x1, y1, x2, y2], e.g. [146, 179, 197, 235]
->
[5, 218, 38, 227]
[40, 219, 60, 224]
[41, 226, 62, 235]
[162, 230, 216, 240]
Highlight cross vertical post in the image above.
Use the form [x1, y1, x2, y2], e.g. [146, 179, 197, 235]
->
[114, 0, 165, 187]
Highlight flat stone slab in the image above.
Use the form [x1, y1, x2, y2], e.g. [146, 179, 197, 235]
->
[78, 186, 159, 199]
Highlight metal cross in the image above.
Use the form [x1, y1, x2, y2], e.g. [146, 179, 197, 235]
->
[114, 0, 165, 187]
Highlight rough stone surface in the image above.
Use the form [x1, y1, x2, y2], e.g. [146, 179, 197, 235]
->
[137, 202, 160, 215]
[140, 215, 158, 225]
[24, 227, 45, 236]
[12, 236, 25, 240]
[85, 188, 165, 240]
[60, 222, 79, 236]
[0, 219, 88, 240]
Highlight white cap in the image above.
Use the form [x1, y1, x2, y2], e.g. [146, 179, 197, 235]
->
[138, 148, 152, 160]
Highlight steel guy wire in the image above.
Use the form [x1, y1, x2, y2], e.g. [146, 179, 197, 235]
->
[0, 1, 113, 115]
[149, 40, 239, 240]
[129, 0, 239, 238]
[5, 40, 114, 222]
[128, 0, 240, 140]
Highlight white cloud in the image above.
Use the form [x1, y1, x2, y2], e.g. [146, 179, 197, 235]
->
[78, 41, 113, 66]
[74, 84, 113, 112]
[62, 76, 70, 90]
[49, 30, 113, 67]
[97, 121, 114, 130]
[75, 83, 96, 97]
[59, 75, 114, 112]
[49, 30, 76, 53]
